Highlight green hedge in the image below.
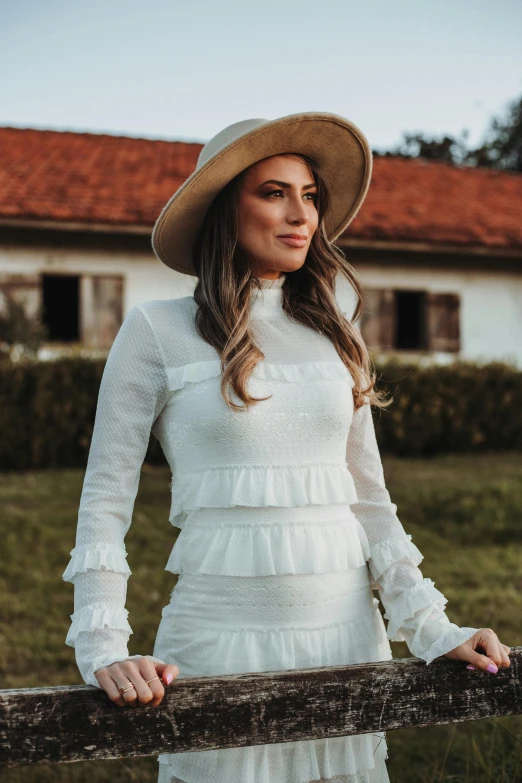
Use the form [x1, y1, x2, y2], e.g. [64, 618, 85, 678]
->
[0, 356, 521, 471]
[374, 359, 522, 456]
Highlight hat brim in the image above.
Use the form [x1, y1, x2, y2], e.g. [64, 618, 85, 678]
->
[151, 112, 372, 276]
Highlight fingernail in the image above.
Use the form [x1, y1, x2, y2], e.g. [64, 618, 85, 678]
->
[466, 665, 476, 670]
[487, 663, 498, 674]
[165, 672, 174, 684]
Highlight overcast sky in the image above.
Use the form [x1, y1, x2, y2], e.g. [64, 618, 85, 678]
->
[1, 0, 521, 151]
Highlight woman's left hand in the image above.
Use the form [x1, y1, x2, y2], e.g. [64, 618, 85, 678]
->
[443, 627, 511, 673]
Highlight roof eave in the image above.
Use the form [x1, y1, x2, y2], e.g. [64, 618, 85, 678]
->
[0, 217, 521, 259]
[0, 217, 152, 235]
[337, 237, 522, 259]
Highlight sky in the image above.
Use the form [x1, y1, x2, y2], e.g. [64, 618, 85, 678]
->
[0, 0, 521, 152]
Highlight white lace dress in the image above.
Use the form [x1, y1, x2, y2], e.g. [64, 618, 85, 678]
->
[63, 272, 479, 783]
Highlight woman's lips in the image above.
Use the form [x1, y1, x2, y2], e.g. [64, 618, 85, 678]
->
[277, 236, 308, 248]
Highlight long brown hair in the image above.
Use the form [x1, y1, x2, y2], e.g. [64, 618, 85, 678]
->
[192, 153, 391, 413]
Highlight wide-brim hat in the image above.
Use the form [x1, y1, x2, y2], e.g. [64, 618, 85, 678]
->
[151, 111, 372, 277]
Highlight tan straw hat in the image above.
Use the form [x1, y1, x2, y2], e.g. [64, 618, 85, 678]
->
[151, 111, 373, 277]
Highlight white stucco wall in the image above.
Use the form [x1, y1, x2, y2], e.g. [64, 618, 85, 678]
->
[2, 243, 522, 367]
[0, 244, 196, 311]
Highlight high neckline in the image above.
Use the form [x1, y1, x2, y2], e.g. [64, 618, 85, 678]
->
[250, 273, 286, 314]
[255, 274, 286, 289]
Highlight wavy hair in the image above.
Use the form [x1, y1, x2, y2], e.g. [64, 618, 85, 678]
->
[192, 153, 392, 413]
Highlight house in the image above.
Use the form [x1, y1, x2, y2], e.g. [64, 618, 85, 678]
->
[0, 126, 521, 365]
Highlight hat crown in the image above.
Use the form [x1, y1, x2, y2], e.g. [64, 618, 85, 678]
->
[197, 118, 269, 169]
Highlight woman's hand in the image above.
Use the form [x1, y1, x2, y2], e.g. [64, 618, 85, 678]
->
[95, 655, 180, 707]
[443, 628, 511, 673]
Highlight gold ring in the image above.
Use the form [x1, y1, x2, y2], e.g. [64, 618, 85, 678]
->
[119, 682, 135, 694]
[146, 676, 161, 685]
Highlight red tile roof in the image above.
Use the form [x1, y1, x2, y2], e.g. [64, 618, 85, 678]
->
[1, 126, 521, 252]
[355, 155, 522, 251]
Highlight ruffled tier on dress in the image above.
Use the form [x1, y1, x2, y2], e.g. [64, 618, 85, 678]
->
[62, 543, 132, 582]
[166, 357, 356, 392]
[61, 503, 429, 655]
[168, 463, 359, 528]
[166, 504, 371, 576]
[152, 567, 393, 783]
[64, 602, 133, 647]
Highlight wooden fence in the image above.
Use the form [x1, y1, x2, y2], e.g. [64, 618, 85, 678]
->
[1, 648, 521, 768]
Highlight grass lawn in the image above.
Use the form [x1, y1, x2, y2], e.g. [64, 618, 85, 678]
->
[1, 451, 522, 782]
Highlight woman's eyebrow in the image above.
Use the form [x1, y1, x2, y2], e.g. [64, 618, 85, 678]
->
[257, 179, 317, 190]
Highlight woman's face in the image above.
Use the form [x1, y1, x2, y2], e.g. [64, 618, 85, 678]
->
[236, 154, 319, 279]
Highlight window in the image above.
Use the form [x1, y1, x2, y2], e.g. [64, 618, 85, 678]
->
[80, 275, 124, 349]
[1, 273, 124, 350]
[0, 273, 41, 319]
[39, 273, 123, 348]
[425, 292, 460, 352]
[359, 288, 395, 351]
[361, 288, 460, 353]
[395, 290, 427, 350]
[42, 274, 80, 342]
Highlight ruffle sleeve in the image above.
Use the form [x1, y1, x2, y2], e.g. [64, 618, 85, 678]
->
[345, 397, 480, 664]
[62, 305, 170, 688]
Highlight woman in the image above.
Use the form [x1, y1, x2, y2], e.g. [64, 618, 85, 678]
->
[63, 113, 511, 783]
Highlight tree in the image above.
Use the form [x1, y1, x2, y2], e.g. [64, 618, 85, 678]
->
[375, 93, 522, 172]
[377, 130, 469, 166]
[465, 95, 522, 172]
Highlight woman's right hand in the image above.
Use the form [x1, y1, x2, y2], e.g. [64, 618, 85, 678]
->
[95, 655, 180, 707]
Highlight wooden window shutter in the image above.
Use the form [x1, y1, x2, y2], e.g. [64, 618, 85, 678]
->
[0, 273, 42, 319]
[360, 288, 396, 350]
[425, 292, 460, 352]
[80, 275, 124, 349]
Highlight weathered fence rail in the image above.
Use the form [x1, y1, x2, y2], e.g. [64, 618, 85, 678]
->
[1, 649, 521, 768]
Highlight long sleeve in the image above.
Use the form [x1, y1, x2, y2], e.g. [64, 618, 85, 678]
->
[62, 305, 170, 688]
[346, 397, 480, 664]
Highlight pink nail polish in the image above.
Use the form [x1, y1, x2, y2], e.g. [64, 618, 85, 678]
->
[466, 665, 476, 670]
[165, 672, 174, 684]
[486, 663, 498, 674]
